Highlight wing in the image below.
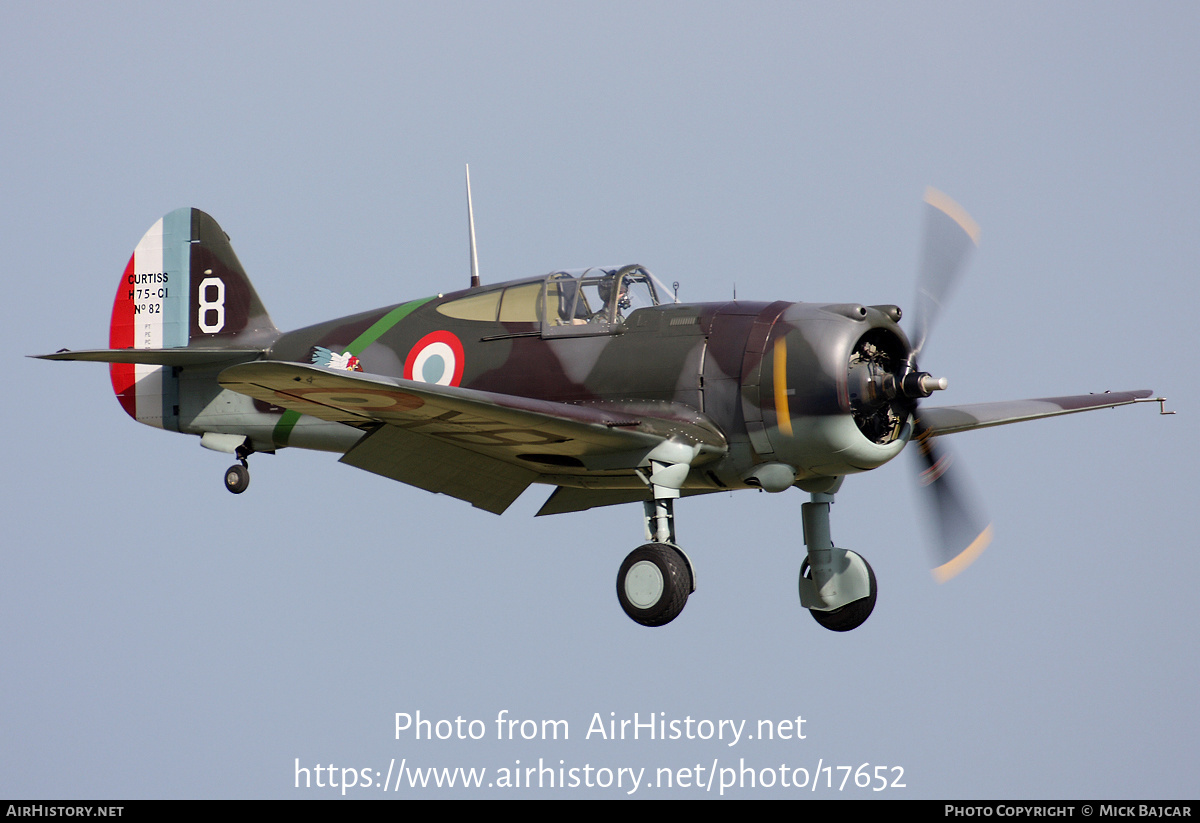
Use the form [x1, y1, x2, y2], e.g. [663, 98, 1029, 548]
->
[218, 361, 727, 514]
[917, 389, 1154, 436]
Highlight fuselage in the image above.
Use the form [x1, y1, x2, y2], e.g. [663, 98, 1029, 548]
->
[187, 267, 917, 494]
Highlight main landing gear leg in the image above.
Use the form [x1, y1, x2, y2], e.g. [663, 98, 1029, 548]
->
[798, 491, 877, 631]
[616, 460, 695, 627]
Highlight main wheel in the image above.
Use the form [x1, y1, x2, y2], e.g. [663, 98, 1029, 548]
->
[617, 543, 692, 627]
[800, 554, 877, 632]
[224, 464, 250, 494]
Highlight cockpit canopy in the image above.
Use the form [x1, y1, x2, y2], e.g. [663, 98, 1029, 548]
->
[544, 265, 661, 330]
[434, 264, 666, 337]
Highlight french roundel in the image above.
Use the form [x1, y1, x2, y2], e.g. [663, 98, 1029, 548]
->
[404, 330, 465, 387]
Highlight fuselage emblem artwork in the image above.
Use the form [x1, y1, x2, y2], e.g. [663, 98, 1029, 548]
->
[404, 330, 464, 387]
[310, 346, 364, 372]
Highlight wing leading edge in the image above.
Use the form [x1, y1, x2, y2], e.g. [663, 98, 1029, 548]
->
[918, 390, 1155, 436]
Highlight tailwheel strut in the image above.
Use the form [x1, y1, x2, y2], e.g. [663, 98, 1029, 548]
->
[224, 443, 253, 494]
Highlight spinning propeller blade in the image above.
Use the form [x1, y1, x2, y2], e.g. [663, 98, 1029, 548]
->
[909, 187, 980, 358]
[905, 189, 991, 580]
[911, 420, 993, 582]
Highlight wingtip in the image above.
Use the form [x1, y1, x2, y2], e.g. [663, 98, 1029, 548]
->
[932, 523, 994, 583]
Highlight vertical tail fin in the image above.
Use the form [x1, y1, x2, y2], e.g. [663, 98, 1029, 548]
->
[109, 208, 277, 428]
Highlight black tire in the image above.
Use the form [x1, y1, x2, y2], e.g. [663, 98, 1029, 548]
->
[224, 464, 250, 494]
[616, 543, 692, 627]
[800, 554, 877, 632]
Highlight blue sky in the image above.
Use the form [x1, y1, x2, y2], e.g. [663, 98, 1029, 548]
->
[4, 1, 1196, 798]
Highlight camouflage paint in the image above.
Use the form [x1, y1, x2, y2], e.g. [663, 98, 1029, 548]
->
[40, 204, 1159, 615]
[60, 208, 1152, 519]
[271, 296, 434, 446]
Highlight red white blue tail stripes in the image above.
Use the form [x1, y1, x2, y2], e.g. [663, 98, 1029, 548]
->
[109, 209, 192, 429]
[106, 207, 276, 431]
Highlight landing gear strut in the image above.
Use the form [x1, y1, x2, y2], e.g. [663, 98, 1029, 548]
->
[797, 491, 877, 631]
[616, 452, 696, 627]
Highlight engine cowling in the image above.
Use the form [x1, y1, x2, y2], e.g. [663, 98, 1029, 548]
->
[751, 302, 925, 479]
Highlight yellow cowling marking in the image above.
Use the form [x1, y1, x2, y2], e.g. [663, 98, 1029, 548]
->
[925, 187, 981, 245]
[773, 336, 793, 436]
[932, 523, 994, 583]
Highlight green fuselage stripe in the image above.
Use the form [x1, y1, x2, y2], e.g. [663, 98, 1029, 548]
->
[273, 409, 302, 445]
[272, 296, 435, 446]
[347, 296, 435, 355]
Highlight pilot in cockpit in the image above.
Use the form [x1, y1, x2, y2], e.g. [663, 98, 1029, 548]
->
[553, 268, 652, 327]
[596, 274, 630, 322]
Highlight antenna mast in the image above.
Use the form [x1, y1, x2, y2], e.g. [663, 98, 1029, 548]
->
[466, 164, 480, 289]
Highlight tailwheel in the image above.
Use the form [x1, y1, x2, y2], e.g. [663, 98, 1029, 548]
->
[617, 543, 693, 627]
[800, 553, 877, 632]
[224, 463, 250, 494]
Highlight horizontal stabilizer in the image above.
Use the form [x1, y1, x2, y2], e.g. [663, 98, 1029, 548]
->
[919, 390, 1154, 436]
[34, 348, 265, 367]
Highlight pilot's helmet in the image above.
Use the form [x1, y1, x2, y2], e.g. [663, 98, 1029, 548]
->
[598, 274, 626, 307]
[597, 276, 614, 305]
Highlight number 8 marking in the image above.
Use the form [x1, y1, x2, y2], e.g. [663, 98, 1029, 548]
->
[198, 277, 225, 333]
